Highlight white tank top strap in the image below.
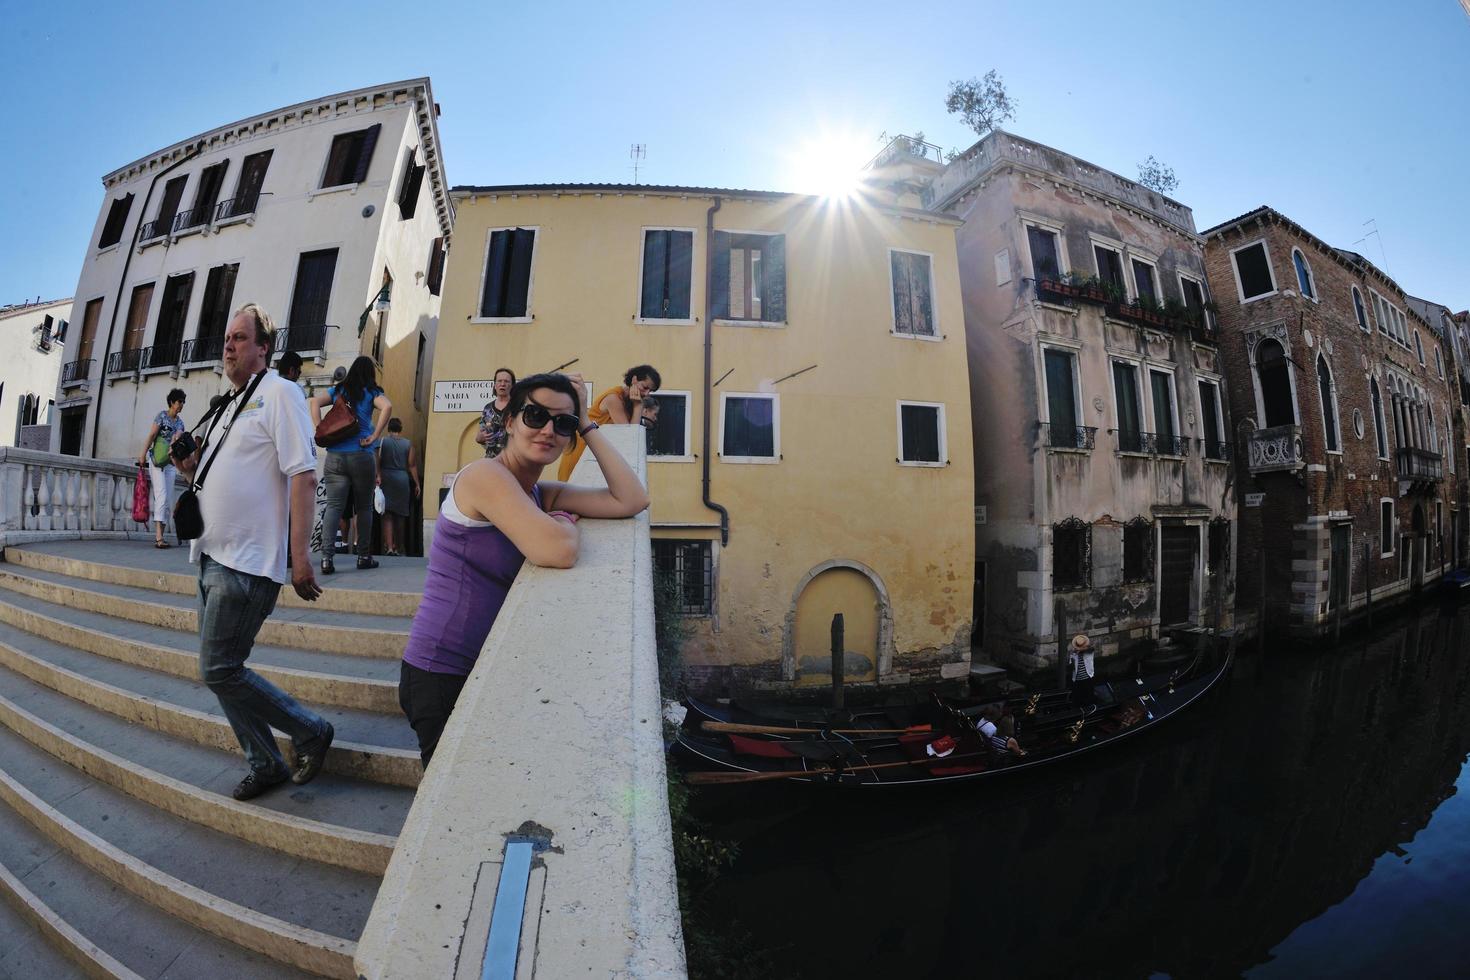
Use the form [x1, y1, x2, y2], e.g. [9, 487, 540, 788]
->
[441, 474, 495, 528]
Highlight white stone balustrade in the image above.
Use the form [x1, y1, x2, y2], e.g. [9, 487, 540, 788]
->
[0, 448, 168, 547]
[356, 426, 685, 979]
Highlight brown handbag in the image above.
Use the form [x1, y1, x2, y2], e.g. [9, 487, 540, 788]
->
[315, 394, 356, 448]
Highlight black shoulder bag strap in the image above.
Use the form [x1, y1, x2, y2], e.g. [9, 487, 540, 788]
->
[190, 370, 268, 493]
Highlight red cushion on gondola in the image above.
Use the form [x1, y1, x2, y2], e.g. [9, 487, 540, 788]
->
[727, 734, 799, 758]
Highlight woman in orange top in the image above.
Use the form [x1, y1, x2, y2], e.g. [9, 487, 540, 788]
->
[556, 364, 661, 481]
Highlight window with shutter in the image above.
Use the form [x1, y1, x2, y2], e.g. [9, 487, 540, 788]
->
[721, 394, 777, 460]
[145, 177, 187, 240]
[98, 194, 133, 249]
[898, 403, 943, 464]
[1044, 348, 1078, 430]
[150, 272, 194, 367]
[322, 124, 381, 188]
[182, 161, 229, 230]
[1113, 361, 1143, 452]
[717, 233, 784, 323]
[1131, 259, 1158, 303]
[646, 391, 689, 457]
[1026, 226, 1060, 279]
[223, 150, 273, 220]
[1232, 242, 1276, 300]
[1150, 369, 1177, 444]
[890, 251, 935, 336]
[1094, 245, 1124, 291]
[77, 298, 102, 364]
[192, 264, 239, 359]
[1198, 380, 1225, 459]
[289, 250, 339, 328]
[478, 228, 536, 318]
[123, 283, 154, 353]
[426, 238, 445, 296]
[397, 148, 425, 220]
[639, 230, 694, 320]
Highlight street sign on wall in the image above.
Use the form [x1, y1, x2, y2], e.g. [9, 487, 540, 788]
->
[433, 380, 494, 412]
[1245, 493, 1265, 507]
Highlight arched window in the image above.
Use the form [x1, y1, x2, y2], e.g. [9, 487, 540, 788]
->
[1292, 249, 1315, 299]
[1316, 355, 1339, 451]
[1370, 378, 1388, 459]
[1256, 338, 1296, 427]
[1352, 286, 1368, 331]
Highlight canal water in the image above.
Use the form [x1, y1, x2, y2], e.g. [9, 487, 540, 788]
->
[689, 601, 1470, 979]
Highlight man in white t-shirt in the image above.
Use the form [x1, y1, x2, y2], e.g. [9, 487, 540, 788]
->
[176, 304, 332, 802]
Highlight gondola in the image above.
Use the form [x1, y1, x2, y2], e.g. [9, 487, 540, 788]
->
[672, 646, 1232, 787]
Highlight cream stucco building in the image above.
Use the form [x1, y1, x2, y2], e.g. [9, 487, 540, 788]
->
[51, 79, 452, 549]
[0, 298, 72, 448]
[424, 182, 975, 693]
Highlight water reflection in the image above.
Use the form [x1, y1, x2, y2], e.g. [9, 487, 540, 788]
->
[694, 604, 1470, 979]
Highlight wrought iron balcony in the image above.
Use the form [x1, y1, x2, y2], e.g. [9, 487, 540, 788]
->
[1156, 433, 1190, 457]
[172, 207, 210, 233]
[146, 343, 182, 369]
[1040, 421, 1097, 450]
[60, 358, 93, 385]
[1396, 447, 1443, 484]
[276, 324, 331, 353]
[106, 347, 148, 376]
[1115, 429, 1155, 454]
[138, 218, 170, 242]
[215, 193, 260, 223]
[1248, 424, 1305, 474]
[182, 336, 225, 364]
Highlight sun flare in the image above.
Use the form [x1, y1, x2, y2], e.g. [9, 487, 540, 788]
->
[785, 129, 872, 199]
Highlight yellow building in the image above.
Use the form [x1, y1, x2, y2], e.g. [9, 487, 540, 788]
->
[424, 182, 975, 693]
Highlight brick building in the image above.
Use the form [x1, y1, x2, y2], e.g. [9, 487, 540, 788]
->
[914, 132, 1236, 673]
[1202, 207, 1463, 635]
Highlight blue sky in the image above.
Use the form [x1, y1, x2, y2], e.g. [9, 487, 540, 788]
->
[4, 0, 1467, 310]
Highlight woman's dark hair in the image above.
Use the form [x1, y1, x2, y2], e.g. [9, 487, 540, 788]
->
[166, 388, 186, 406]
[507, 373, 583, 447]
[494, 367, 517, 385]
[388, 417, 403, 433]
[623, 364, 662, 390]
[340, 356, 378, 403]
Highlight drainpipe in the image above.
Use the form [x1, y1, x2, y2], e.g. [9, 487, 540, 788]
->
[702, 197, 730, 545]
[89, 143, 204, 459]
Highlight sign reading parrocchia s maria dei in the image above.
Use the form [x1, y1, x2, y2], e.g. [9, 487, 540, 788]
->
[432, 380, 496, 413]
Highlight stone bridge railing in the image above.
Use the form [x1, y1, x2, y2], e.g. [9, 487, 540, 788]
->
[356, 426, 685, 979]
[0, 448, 165, 547]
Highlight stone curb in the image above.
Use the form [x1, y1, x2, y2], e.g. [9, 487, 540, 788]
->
[0, 692, 395, 876]
[0, 768, 358, 979]
[0, 639, 421, 789]
[0, 597, 397, 713]
[0, 568, 407, 660]
[0, 861, 146, 980]
[4, 547, 421, 617]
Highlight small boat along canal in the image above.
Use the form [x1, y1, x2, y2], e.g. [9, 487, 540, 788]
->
[687, 602, 1470, 979]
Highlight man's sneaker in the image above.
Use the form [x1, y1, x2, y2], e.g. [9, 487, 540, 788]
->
[232, 768, 289, 801]
[292, 722, 334, 785]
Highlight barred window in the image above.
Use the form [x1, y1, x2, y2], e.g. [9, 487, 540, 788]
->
[1053, 517, 1091, 592]
[653, 540, 713, 616]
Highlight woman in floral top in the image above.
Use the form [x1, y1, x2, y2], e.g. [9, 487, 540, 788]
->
[476, 367, 516, 458]
[136, 387, 187, 548]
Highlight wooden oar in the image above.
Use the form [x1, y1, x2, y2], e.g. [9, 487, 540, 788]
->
[701, 721, 932, 736]
[685, 749, 989, 785]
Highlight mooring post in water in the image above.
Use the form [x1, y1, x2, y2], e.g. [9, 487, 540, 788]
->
[830, 613, 844, 711]
[1055, 601, 1069, 691]
[1364, 542, 1373, 628]
[1257, 547, 1267, 655]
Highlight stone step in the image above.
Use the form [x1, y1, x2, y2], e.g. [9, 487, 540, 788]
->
[0, 666, 399, 875]
[0, 803, 311, 979]
[4, 542, 422, 618]
[0, 593, 398, 714]
[0, 867, 99, 980]
[0, 565, 410, 659]
[0, 726, 362, 977]
[0, 625, 420, 789]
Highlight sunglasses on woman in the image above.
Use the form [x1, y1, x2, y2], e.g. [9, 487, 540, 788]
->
[519, 401, 580, 437]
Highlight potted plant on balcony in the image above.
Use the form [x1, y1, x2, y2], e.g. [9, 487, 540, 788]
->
[1067, 271, 1107, 304]
[1162, 297, 1191, 331]
[1036, 269, 1077, 303]
[1133, 294, 1167, 327]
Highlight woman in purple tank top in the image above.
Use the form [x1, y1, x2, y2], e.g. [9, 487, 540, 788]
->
[399, 372, 649, 765]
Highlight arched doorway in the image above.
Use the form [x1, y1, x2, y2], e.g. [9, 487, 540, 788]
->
[455, 417, 484, 471]
[786, 562, 891, 686]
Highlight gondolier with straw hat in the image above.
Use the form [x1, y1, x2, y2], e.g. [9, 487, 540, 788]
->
[1068, 633, 1097, 708]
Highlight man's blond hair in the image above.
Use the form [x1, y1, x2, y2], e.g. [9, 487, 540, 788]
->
[232, 304, 276, 349]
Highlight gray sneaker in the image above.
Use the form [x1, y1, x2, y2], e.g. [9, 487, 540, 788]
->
[233, 768, 289, 801]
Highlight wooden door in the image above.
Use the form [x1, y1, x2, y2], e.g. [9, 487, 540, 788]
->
[1159, 524, 1198, 626]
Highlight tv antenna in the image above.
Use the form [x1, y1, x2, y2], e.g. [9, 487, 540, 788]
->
[630, 144, 646, 184]
[1351, 218, 1389, 270]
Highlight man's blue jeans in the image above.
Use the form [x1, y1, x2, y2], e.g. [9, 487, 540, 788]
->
[198, 555, 326, 775]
